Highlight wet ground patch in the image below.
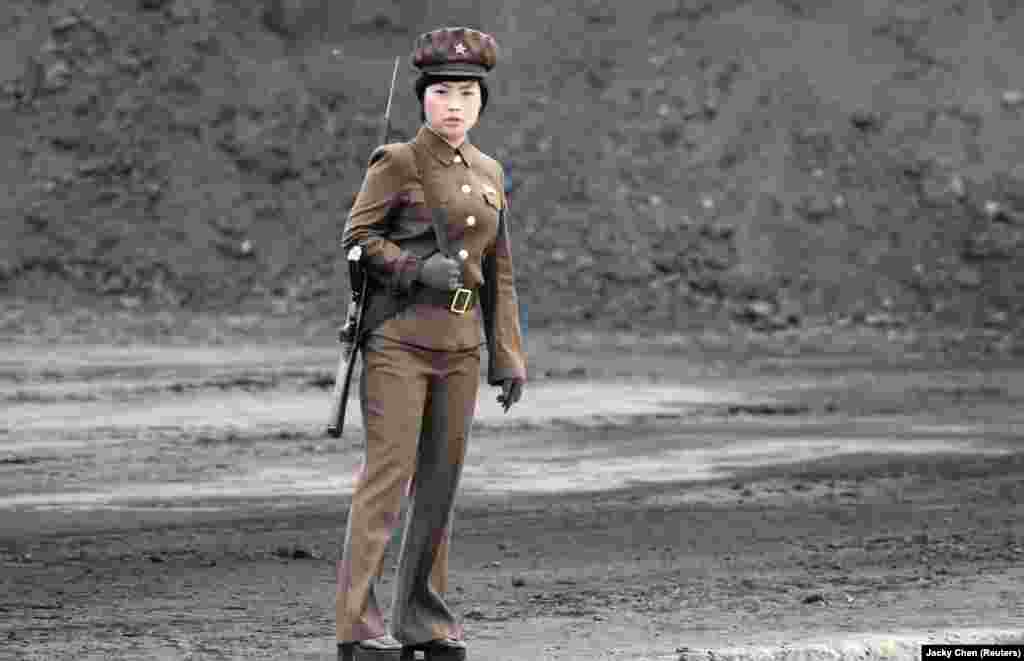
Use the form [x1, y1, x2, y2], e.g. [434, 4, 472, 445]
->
[725, 450, 1024, 484]
[3, 390, 99, 403]
[0, 455, 43, 465]
[722, 402, 813, 416]
[190, 427, 322, 446]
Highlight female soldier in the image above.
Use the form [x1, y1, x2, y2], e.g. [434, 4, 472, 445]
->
[336, 27, 526, 661]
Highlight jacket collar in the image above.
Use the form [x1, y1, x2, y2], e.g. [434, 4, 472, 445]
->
[415, 124, 474, 168]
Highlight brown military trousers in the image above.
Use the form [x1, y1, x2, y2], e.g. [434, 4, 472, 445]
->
[336, 334, 480, 645]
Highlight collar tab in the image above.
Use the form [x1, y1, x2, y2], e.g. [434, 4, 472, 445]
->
[416, 125, 472, 167]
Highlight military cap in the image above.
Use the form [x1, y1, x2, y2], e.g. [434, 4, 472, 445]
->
[410, 27, 499, 78]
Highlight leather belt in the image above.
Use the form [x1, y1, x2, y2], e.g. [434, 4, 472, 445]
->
[414, 286, 477, 314]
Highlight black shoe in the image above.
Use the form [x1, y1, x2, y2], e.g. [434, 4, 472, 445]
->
[339, 635, 403, 661]
[399, 638, 467, 661]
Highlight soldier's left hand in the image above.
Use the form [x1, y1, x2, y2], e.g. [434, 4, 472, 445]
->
[496, 379, 523, 413]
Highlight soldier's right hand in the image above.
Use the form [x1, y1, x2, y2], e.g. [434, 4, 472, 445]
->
[418, 253, 462, 291]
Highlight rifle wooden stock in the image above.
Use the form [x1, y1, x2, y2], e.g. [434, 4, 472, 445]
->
[325, 344, 354, 438]
[326, 279, 366, 438]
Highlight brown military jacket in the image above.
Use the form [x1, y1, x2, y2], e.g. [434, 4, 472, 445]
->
[342, 125, 526, 385]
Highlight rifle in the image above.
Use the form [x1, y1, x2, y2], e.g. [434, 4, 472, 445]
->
[326, 55, 401, 439]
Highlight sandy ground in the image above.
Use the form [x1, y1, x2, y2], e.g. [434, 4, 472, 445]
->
[1, 329, 1023, 660]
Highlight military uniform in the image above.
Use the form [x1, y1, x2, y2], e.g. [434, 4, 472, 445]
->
[336, 27, 526, 652]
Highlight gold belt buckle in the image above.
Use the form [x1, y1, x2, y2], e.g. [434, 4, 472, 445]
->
[450, 287, 473, 314]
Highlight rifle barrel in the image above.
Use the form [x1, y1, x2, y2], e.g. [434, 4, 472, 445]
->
[378, 56, 400, 146]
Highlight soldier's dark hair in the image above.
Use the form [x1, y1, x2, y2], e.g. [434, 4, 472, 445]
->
[415, 74, 489, 122]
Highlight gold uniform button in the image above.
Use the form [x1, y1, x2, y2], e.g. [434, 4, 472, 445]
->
[453, 154, 463, 164]
[461, 184, 472, 194]
[466, 216, 476, 227]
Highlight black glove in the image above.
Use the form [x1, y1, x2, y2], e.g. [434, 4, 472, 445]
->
[418, 253, 462, 291]
[496, 379, 523, 413]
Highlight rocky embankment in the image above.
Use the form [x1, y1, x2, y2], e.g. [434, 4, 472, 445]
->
[1, 1, 1022, 345]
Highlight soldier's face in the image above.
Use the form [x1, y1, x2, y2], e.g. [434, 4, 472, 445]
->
[424, 80, 481, 145]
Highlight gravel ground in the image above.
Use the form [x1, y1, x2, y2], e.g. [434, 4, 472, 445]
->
[2, 330, 1023, 660]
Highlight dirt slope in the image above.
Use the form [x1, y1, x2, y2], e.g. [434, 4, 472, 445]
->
[2, 0, 1023, 339]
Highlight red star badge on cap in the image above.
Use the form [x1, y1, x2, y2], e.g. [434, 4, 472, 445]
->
[454, 42, 467, 56]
